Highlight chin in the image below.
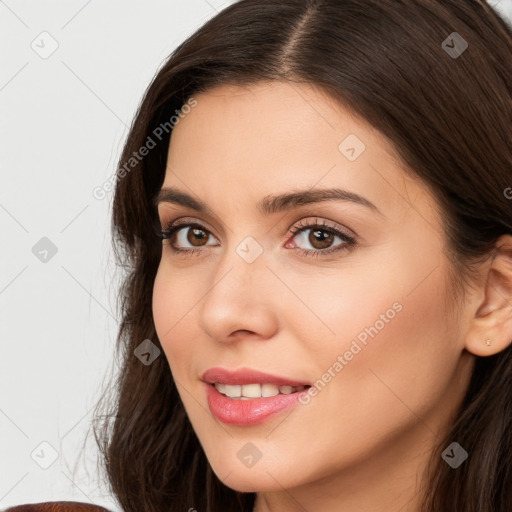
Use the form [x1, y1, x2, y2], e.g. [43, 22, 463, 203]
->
[209, 459, 297, 493]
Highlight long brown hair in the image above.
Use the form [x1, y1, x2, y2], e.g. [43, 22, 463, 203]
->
[90, 1, 512, 510]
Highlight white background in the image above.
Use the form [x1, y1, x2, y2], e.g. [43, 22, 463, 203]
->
[1, 1, 511, 510]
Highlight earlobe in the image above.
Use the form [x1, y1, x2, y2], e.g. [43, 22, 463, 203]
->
[464, 234, 512, 357]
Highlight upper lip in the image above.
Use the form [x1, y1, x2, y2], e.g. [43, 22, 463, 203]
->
[201, 367, 310, 387]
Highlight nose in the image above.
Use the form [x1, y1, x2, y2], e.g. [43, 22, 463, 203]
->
[197, 243, 279, 343]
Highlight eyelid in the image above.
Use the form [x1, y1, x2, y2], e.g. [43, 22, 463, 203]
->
[160, 215, 219, 237]
[288, 216, 357, 239]
[157, 202, 224, 231]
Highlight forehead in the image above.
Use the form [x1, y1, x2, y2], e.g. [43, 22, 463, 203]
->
[170, 80, 399, 156]
[162, 81, 437, 230]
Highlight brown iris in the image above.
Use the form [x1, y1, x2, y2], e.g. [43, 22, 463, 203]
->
[187, 226, 209, 246]
[309, 228, 334, 249]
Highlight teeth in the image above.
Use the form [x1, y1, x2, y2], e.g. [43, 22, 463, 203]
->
[262, 383, 280, 397]
[242, 383, 262, 398]
[214, 382, 306, 398]
[224, 384, 241, 397]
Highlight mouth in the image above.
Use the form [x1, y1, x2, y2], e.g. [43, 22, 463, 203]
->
[204, 382, 312, 425]
[210, 382, 310, 400]
[201, 367, 312, 424]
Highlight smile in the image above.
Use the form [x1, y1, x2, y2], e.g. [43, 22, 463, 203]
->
[213, 382, 308, 399]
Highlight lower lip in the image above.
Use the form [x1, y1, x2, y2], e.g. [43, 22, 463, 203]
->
[205, 383, 308, 425]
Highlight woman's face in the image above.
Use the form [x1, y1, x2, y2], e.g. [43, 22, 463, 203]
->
[152, 81, 475, 500]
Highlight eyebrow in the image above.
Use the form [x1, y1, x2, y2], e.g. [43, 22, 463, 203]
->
[153, 186, 383, 217]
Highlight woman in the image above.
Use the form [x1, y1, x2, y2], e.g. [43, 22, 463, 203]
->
[86, 1, 512, 511]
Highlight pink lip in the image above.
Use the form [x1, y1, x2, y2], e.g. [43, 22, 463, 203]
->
[201, 367, 310, 387]
[201, 367, 310, 425]
[204, 383, 308, 425]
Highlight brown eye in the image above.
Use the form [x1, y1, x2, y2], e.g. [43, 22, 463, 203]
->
[160, 218, 357, 258]
[308, 229, 335, 249]
[186, 227, 209, 246]
[288, 219, 357, 257]
[161, 221, 219, 254]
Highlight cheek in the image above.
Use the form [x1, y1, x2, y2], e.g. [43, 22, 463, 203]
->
[302, 258, 458, 444]
[152, 264, 198, 373]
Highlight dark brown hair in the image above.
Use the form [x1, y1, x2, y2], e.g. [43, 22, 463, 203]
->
[90, 1, 512, 510]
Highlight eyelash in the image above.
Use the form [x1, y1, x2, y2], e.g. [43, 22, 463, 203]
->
[157, 217, 358, 258]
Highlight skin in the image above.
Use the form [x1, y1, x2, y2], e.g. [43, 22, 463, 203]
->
[152, 81, 512, 512]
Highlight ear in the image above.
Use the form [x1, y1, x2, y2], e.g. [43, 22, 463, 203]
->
[465, 234, 512, 357]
